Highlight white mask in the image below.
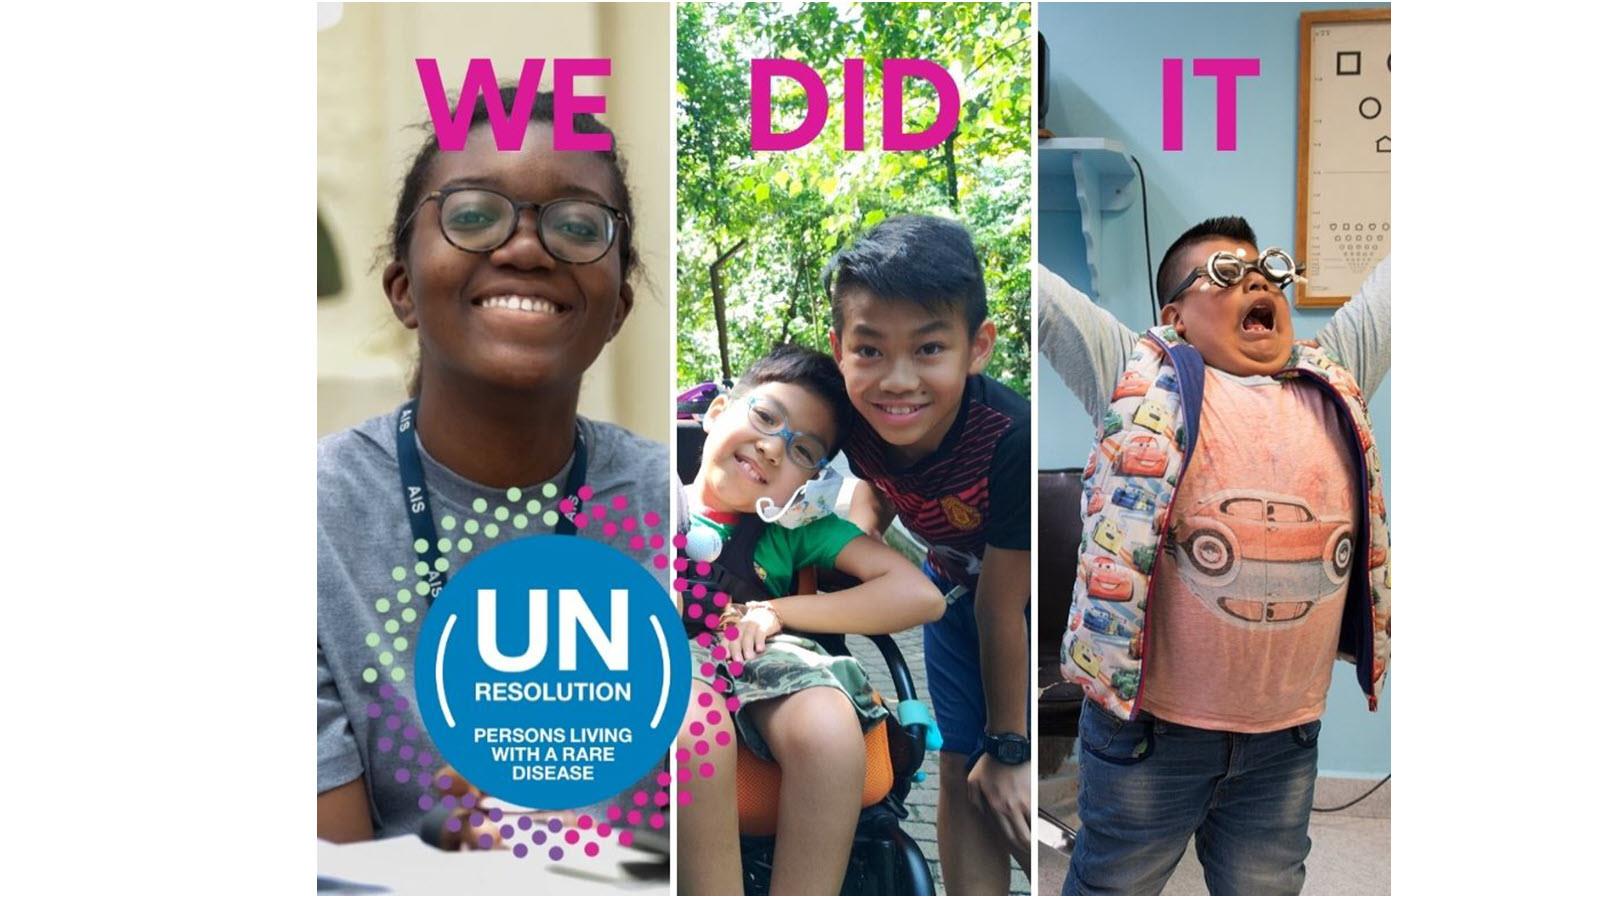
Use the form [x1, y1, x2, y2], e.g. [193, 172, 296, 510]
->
[755, 466, 844, 529]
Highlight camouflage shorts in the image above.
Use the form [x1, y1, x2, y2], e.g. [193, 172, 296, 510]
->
[690, 634, 887, 761]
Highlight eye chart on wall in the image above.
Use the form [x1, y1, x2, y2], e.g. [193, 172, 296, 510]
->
[1295, 8, 1390, 308]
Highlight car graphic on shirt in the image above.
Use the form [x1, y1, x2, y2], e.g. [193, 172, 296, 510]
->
[1085, 489, 1106, 517]
[1133, 400, 1173, 435]
[1171, 490, 1355, 626]
[1068, 636, 1101, 678]
[1115, 435, 1168, 478]
[1109, 485, 1158, 517]
[1092, 519, 1125, 556]
[1082, 554, 1135, 602]
[1112, 370, 1151, 401]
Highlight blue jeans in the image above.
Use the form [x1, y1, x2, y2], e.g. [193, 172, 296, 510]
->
[1064, 702, 1320, 896]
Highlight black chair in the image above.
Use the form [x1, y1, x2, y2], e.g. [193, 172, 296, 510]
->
[1038, 468, 1085, 847]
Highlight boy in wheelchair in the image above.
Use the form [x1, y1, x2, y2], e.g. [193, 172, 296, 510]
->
[675, 344, 946, 895]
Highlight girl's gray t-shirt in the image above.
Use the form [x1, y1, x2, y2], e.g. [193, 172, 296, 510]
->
[317, 406, 668, 837]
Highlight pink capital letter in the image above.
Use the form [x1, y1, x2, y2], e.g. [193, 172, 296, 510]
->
[843, 59, 865, 151]
[883, 59, 958, 151]
[1161, 58, 1183, 151]
[554, 58, 612, 151]
[1192, 58, 1260, 151]
[416, 58, 544, 152]
[750, 59, 827, 151]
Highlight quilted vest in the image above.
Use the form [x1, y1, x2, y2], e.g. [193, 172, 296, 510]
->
[1060, 327, 1391, 720]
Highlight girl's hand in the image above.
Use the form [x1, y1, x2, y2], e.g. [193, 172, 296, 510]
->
[726, 602, 782, 662]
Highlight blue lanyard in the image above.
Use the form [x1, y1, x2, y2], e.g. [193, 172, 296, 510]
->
[395, 399, 586, 599]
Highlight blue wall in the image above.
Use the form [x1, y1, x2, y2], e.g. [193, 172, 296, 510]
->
[1039, 2, 1390, 777]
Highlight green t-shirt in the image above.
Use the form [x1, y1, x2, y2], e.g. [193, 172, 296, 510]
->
[693, 511, 864, 597]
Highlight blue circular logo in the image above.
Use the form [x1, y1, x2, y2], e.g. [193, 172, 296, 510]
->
[414, 535, 689, 809]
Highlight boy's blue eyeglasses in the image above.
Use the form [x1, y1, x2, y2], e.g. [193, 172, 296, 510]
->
[399, 186, 629, 264]
[1161, 247, 1305, 306]
[745, 395, 830, 471]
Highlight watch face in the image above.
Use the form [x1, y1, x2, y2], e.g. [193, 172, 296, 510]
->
[991, 734, 1029, 765]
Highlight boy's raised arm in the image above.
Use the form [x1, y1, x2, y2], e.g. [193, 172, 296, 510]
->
[1038, 265, 1140, 420]
[1314, 255, 1391, 398]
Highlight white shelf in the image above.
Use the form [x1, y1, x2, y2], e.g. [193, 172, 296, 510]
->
[1039, 138, 1138, 299]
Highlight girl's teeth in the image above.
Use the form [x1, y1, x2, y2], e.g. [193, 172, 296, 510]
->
[482, 295, 560, 313]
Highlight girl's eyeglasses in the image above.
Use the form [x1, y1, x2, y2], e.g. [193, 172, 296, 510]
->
[400, 187, 628, 264]
[1161, 247, 1305, 307]
[745, 395, 830, 471]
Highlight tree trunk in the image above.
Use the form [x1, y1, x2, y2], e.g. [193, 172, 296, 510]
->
[942, 126, 960, 209]
[709, 239, 747, 384]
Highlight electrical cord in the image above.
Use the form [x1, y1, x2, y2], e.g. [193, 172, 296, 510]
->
[1312, 774, 1390, 813]
[1131, 154, 1158, 326]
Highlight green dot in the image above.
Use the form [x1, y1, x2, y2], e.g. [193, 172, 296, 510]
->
[465, 520, 479, 535]
[401, 608, 417, 623]
[493, 506, 508, 522]
[525, 499, 542, 514]
[413, 538, 429, 553]
[390, 668, 406, 682]
[441, 515, 457, 531]
[485, 523, 500, 538]
[379, 651, 394, 666]
[393, 637, 409, 652]
[434, 557, 450, 572]
[415, 581, 430, 595]
[457, 538, 474, 553]
[513, 514, 528, 529]
[391, 566, 406, 581]
[385, 620, 399, 634]
[542, 483, 559, 499]
[413, 561, 429, 576]
[507, 487, 523, 502]
[375, 598, 391, 613]
[397, 589, 412, 604]
[472, 498, 488, 513]
[362, 668, 378, 683]
[543, 510, 560, 527]
[365, 632, 380, 648]
[437, 537, 453, 553]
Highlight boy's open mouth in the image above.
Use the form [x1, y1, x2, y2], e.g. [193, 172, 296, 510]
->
[1240, 299, 1276, 334]
[471, 293, 571, 316]
[733, 451, 768, 485]
[871, 401, 930, 421]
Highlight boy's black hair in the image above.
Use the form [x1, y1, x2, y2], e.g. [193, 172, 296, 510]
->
[1156, 215, 1257, 306]
[385, 86, 638, 280]
[731, 344, 854, 455]
[823, 214, 987, 335]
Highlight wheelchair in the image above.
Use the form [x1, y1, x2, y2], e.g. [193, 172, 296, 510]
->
[676, 419, 941, 896]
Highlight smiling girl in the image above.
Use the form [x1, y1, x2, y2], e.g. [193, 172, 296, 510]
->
[317, 87, 666, 842]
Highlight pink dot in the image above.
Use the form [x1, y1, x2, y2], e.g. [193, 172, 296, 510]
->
[650, 814, 665, 830]
[727, 661, 745, 677]
[702, 614, 719, 628]
[627, 810, 642, 825]
[565, 829, 580, 845]
[653, 791, 669, 806]
[619, 830, 634, 847]
[691, 584, 707, 599]
[671, 532, 685, 547]
[687, 603, 703, 619]
[697, 693, 712, 708]
[696, 562, 712, 576]
[592, 505, 608, 520]
[644, 512, 661, 527]
[598, 823, 612, 837]
[712, 678, 728, 692]
[715, 730, 731, 746]
[560, 499, 576, 514]
[574, 513, 590, 528]
[578, 486, 595, 501]
[699, 762, 716, 779]
[696, 633, 713, 648]
[607, 806, 622, 821]
[678, 790, 693, 806]
[585, 842, 600, 857]
[713, 592, 730, 608]
[673, 577, 688, 591]
[677, 769, 692, 783]
[578, 814, 593, 829]
[634, 791, 648, 806]
[631, 535, 646, 550]
[653, 554, 668, 569]
[676, 748, 690, 763]
[673, 557, 688, 572]
[651, 534, 665, 549]
[694, 740, 709, 756]
[727, 697, 742, 711]
[723, 626, 740, 640]
[611, 495, 627, 510]
[690, 721, 705, 736]
[657, 772, 672, 787]
[699, 663, 715, 677]
[626, 517, 640, 533]
[707, 710, 723, 724]
[603, 522, 618, 537]
[711, 645, 727, 660]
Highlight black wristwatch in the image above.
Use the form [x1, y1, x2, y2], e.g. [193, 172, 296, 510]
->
[982, 732, 1030, 765]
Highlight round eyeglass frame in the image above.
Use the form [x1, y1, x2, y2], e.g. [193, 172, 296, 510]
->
[1161, 247, 1305, 307]
[399, 186, 630, 264]
[744, 395, 830, 471]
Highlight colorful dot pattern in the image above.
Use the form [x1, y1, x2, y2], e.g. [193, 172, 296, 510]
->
[365, 484, 671, 861]
[669, 531, 744, 818]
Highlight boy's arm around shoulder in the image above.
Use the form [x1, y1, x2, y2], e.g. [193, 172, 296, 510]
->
[1313, 255, 1391, 397]
[1038, 264, 1140, 420]
[770, 533, 945, 635]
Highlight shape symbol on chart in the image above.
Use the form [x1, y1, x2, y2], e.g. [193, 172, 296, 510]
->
[1375, 135, 1391, 153]
[1359, 97, 1382, 120]
[1332, 220, 1387, 270]
[1337, 51, 1361, 76]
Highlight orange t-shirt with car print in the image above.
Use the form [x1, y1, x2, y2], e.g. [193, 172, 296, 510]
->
[1139, 368, 1359, 733]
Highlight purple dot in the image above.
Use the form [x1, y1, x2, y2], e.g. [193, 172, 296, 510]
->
[392, 697, 410, 713]
[379, 684, 395, 699]
[533, 831, 547, 845]
[463, 794, 480, 808]
[417, 752, 433, 767]
[487, 807, 503, 822]
[585, 842, 599, 857]
[437, 774, 453, 791]
[403, 726, 419, 741]
[442, 794, 458, 809]
[500, 824, 514, 839]
[469, 811, 485, 827]
[366, 703, 383, 719]
[477, 834, 493, 850]
[418, 771, 433, 788]
[395, 768, 410, 783]
[418, 794, 435, 811]
[445, 816, 462, 832]
[513, 844, 528, 858]
[384, 715, 401, 731]
[377, 737, 394, 753]
[549, 847, 565, 861]
[548, 817, 563, 832]
[518, 815, 533, 830]
[399, 745, 415, 761]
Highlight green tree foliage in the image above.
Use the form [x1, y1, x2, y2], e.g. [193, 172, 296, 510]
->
[677, 2, 1032, 394]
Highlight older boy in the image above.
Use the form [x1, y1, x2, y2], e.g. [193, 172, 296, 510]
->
[828, 214, 1033, 894]
[1042, 215, 1390, 895]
